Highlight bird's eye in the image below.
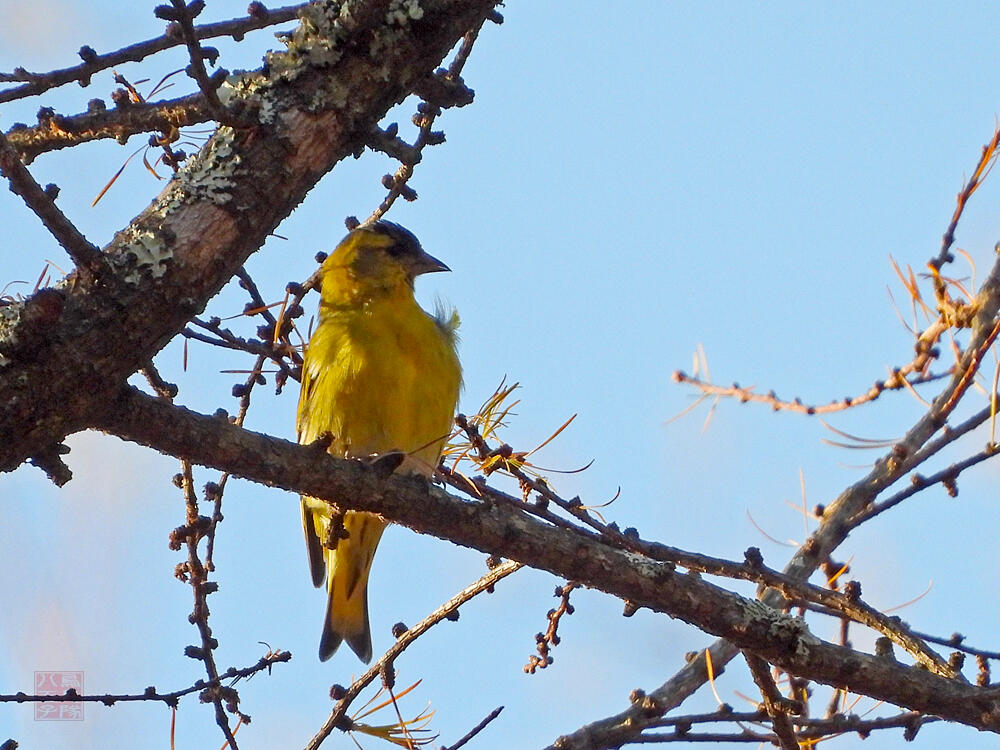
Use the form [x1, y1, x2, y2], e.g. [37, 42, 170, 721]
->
[386, 243, 407, 258]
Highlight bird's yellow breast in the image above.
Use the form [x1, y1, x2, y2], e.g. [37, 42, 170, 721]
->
[297, 288, 460, 475]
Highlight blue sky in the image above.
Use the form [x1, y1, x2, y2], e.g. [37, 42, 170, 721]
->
[4, 2, 1000, 748]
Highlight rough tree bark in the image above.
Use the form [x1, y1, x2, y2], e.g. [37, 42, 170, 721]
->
[0, 0, 497, 474]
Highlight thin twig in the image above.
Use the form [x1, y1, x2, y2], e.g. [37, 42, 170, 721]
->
[164, 0, 230, 122]
[852, 441, 999, 526]
[141, 360, 178, 399]
[0, 651, 290, 706]
[641, 708, 931, 743]
[743, 653, 800, 750]
[935, 126, 1000, 272]
[672, 368, 951, 416]
[0, 4, 304, 104]
[525, 583, 578, 674]
[0, 130, 105, 281]
[362, 20, 485, 224]
[305, 560, 522, 750]
[440, 706, 504, 750]
[176, 460, 240, 748]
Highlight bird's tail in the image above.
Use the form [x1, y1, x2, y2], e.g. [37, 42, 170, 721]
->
[319, 511, 388, 663]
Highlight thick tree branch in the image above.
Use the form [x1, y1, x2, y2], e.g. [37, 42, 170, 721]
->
[0, 0, 499, 474]
[90, 385, 1000, 733]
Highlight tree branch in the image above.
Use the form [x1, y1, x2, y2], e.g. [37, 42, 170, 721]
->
[306, 560, 521, 749]
[0, 650, 290, 707]
[0, 3, 304, 104]
[0, 130, 105, 278]
[6, 94, 211, 162]
[0, 0, 500, 475]
[90, 385, 1000, 733]
[548, 249, 1000, 749]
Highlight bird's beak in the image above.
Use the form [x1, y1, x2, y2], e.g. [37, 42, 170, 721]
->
[411, 250, 450, 276]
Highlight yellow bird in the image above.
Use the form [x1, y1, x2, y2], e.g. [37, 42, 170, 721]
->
[296, 221, 461, 662]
